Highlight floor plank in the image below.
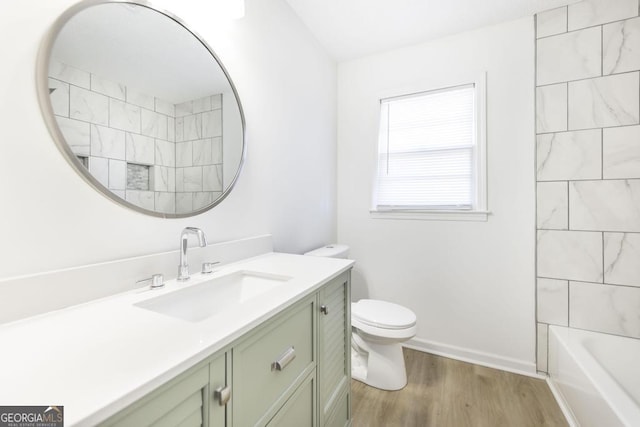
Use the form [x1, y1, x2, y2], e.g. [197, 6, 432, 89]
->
[351, 348, 568, 427]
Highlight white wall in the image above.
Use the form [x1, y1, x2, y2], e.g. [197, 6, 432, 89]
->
[337, 18, 537, 372]
[0, 0, 336, 280]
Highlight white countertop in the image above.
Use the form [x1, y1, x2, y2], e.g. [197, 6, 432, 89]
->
[0, 252, 354, 426]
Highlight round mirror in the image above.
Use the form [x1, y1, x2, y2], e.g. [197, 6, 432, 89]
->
[37, 0, 245, 217]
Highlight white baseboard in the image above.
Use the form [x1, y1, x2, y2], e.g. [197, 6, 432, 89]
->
[404, 337, 541, 378]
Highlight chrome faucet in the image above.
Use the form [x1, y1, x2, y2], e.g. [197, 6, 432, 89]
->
[177, 227, 208, 281]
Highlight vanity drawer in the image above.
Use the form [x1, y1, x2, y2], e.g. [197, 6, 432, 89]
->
[266, 372, 316, 427]
[232, 295, 315, 426]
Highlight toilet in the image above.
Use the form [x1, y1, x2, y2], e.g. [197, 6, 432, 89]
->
[304, 244, 417, 391]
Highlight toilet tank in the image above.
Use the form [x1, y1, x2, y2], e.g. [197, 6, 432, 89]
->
[304, 244, 349, 259]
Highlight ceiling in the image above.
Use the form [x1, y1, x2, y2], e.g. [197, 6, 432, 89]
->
[283, 0, 578, 61]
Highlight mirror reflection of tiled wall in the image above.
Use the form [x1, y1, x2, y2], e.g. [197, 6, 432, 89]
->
[48, 59, 223, 214]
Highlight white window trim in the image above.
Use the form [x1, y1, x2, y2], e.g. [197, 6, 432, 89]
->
[370, 73, 488, 222]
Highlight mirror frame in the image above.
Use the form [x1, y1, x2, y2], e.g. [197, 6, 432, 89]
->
[36, 0, 246, 218]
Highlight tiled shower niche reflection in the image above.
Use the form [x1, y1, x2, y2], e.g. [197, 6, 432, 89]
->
[49, 59, 224, 214]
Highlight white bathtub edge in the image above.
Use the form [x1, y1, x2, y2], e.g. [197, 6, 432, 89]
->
[548, 325, 640, 427]
[546, 375, 579, 427]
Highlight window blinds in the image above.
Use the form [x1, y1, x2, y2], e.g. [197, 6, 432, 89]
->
[375, 84, 476, 210]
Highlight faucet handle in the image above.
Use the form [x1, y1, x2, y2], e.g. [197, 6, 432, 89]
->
[202, 261, 220, 274]
[136, 273, 165, 289]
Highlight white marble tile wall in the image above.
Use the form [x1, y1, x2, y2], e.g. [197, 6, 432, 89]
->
[108, 160, 126, 191]
[536, 0, 640, 371]
[55, 116, 89, 156]
[536, 129, 601, 180]
[155, 99, 175, 117]
[537, 182, 568, 229]
[203, 165, 223, 192]
[603, 17, 640, 75]
[176, 192, 193, 214]
[172, 95, 224, 204]
[194, 192, 215, 210]
[49, 60, 90, 89]
[176, 141, 193, 167]
[91, 74, 125, 101]
[537, 27, 601, 86]
[153, 166, 176, 193]
[70, 86, 108, 126]
[536, 323, 549, 372]
[125, 190, 154, 211]
[202, 110, 223, 138]
[568, 0, 639, 31]
[90, 125, 125, 160]
[604, 232, 640, 287]
[537, 278, 569, 325]
[569, 281, 640, 338]
[570, 179, 640, 232]
[88, 156, 109, 188]
[568, 72, 640, 130]
[155, 192, 176, 214]
[141, 109, 168, 140]
[536, 83, 568, 133]
[536, 7, 567, 39]
[537, 230, 603, 282]
[126, 88, 154, 110]
[109, 99, 141, 134]
[48, 78, 69, 117]
[603, 125, 640, 178]
[49, 61, 224, 214]
[126, 133, 155, 165]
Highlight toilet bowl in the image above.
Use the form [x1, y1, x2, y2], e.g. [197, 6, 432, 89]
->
[304, 244, 417, 391]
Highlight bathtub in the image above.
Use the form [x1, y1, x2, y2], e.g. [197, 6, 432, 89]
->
[548, 325, 640, 427]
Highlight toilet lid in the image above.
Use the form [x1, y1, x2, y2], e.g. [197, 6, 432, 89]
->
[352, 299, 416, 330]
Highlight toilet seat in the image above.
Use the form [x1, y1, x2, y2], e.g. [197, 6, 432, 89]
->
[352, 299, 417, 340]
[352, 299, 416, 329]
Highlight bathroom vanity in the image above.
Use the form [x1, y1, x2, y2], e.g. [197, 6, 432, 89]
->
[0, 251, 353, 427]
[103, 269, 351, 427]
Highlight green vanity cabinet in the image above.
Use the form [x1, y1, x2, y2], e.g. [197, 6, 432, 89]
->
[101, 363, 211, 427]
[317, 274, 351, 427]
[209, 352, 230, 426]
[101, 270, 351, 427]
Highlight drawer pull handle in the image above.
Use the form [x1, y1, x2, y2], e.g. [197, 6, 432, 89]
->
[272, 346, 296, 371]
[213, 385, 231, 406]
[320, 305, 329, 315]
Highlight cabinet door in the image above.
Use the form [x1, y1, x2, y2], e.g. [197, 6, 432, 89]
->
[318, 272, 351, 426]
[209, 352, 229, 426]
[232, 295, 316, 426]
[100, 365, 209, 427]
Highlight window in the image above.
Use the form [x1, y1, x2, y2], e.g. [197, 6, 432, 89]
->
[372, 78, 487, 220]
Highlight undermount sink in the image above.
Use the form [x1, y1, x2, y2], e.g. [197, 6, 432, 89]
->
[135, 270, 292, 322]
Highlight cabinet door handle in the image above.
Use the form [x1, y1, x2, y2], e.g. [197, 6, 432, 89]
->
[272, 346, 296, 371]
[213, 385, 231, 406]
[320, 305, 329, 315]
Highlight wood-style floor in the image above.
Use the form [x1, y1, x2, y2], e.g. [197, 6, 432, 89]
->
[351, 348, 568, 427]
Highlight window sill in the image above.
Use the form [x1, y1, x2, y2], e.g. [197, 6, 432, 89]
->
[369, 209, 490, 222]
